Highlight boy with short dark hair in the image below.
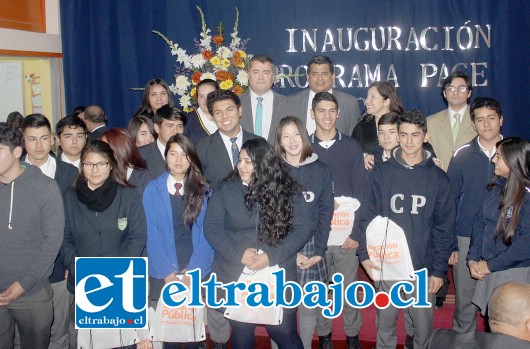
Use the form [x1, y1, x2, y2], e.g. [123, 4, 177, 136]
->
[355, 110, 456, 349]
[197, 89, 261, 348]
[20, 114, 78, 348]
[0, 122, 65, 348]
[139, 104, 187, 177]
[55, 115, 87, 169]
[448, 96, 503, 334]
[309, 92, 366, 349]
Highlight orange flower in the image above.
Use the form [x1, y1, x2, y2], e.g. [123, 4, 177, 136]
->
[233, 85, 245, 95]
[231, 52, 244, 68]
[192, 71, 202, 84]
[212, 35, 224, 45]
[202, 50, 214, 60]
[215, 70, 234, 82]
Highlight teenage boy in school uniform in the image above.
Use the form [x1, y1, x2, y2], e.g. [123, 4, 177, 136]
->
[355, 110, 456, 349]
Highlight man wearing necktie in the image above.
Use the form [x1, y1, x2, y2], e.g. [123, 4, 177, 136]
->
[425, 70, 477, 319]
[239, 55, 287, 144]
[427, 71, 477, 172]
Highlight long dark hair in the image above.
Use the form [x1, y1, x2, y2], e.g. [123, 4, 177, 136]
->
[233, 138, 302, 246]
[80, 140, 131, 188]
[165, 134, 209, 227]
[134, 78, 175, 118]
[101, 128, 147, 174]
[489, 137, 530, 244]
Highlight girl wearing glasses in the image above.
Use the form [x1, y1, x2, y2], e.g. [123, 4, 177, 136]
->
[62, 140, 147, 294]
[467, 137, 530, 315]
[204, 138, 311, 349]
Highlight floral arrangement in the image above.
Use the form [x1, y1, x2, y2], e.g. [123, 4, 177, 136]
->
[153, 6, 251, 112]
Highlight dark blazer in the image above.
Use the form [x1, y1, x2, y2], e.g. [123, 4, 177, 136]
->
[351, 116, 378, 154]
[428, 328, 530, 349]
[62, 186, 147, 292]
[239, 90, 286, 144]
[196, 129, 262, 189]
[204, 178, 312, 314]
[138, 142, 166, 178]
[87, 125, 110, 142]
[285, 89, 361, 136]
[129, 168, 153, 196]
[184, 109, 214, 145]
[23, 155, 78, 197]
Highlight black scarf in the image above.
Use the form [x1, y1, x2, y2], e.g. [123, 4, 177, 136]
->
[75, 176, 118, 212]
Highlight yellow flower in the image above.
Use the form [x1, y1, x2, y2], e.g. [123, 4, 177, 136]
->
[190, 87, 197, 97]
[220, 80, 234, 90]
[221, 58, 231, 69]
[210, 56, 221, 66]
[238, 50, 247, 58]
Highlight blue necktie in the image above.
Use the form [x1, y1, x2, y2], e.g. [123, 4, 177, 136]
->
[255, 96, 263, 137]
[230, 137, 239, 168]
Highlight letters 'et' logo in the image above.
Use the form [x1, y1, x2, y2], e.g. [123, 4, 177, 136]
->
[75, 257, 148, 329]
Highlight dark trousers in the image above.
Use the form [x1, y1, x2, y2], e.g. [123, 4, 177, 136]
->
[229, 311, 303, 349]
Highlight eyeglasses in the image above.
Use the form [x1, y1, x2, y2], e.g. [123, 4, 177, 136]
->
[82, 162, 110, 170]
[445, 85, 468, 93]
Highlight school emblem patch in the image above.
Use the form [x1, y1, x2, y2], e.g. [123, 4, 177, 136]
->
[117, 218, 128, 231]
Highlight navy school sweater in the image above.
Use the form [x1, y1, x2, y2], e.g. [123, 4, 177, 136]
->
[285, 154, 334, 257]
[447, 137, 496, 238]
[355, 148, 456, 278]
[310, 131, 366, 201]
[467, 179, 530, 272]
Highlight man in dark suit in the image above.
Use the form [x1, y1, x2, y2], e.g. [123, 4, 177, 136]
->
[196, 89, 261, 349]
[20, 114, 78, 349]
[285, 55, 361, 136]
[84, 105, 110, 142]
[138, 104, 186, 178]
[427, 283, 530, 349]
[197, 89, 262, 189]
[239, 54, 286, 144]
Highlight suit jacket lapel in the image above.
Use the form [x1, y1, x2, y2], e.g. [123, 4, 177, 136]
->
[212, 131, 233, 173]
[440, 110, 454, 146]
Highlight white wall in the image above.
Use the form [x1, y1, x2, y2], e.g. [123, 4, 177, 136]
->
[0, 0, 61, 53]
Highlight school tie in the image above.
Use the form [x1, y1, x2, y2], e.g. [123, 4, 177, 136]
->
[452, 112, 461, 143]
[230, 137, 239, 168]
[255, 97, 263, 137]
[174, 182, 182, 196]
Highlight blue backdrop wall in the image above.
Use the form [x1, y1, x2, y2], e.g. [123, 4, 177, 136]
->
[60, 0, 529, 138]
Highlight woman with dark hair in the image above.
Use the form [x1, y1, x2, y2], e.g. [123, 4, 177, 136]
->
[204, 138, 311, 349]
[468, 137, 530, 315]
[62, 140, 147, 293]
[143, 134, 213, 347]
[185, 79, 219, 144]
[133, 78, 175, 120]
[6, 111, 24, 129]
[351, 81, 404, 170]
[274, 116, 333, 349]
[128, 115, 156, 147]
[101, 128, 152, 194]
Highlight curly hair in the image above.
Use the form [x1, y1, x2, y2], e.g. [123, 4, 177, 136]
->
[237, 138, 303, 246]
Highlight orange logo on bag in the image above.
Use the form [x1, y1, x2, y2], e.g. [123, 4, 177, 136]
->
[367, 243, 400, 259]
[162, 308, 196, 321]
[331, 211, 351, 227]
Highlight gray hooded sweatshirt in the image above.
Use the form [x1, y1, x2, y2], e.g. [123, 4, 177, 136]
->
[0, 165, 65, 295]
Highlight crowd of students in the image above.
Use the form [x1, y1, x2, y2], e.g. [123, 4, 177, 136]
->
[0, 54, 529, 349]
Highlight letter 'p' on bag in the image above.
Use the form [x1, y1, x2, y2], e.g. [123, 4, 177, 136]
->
[150, 288, 206, 342]
[224, 264, 283, 325]
[365, 216, 415, 281]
